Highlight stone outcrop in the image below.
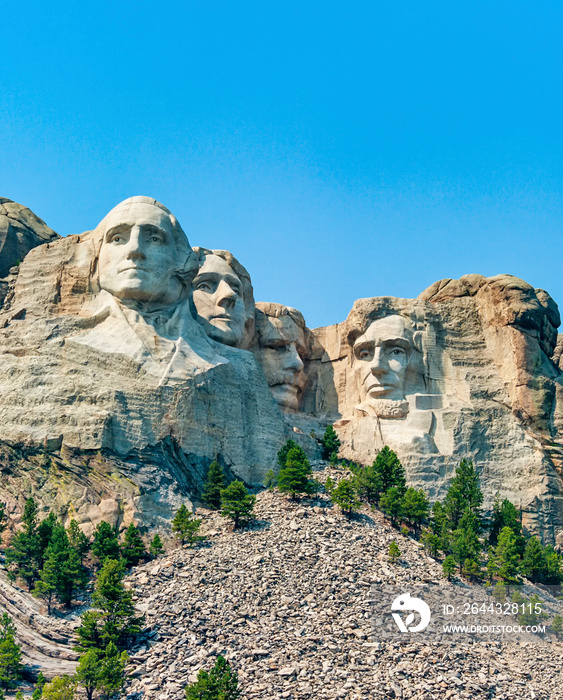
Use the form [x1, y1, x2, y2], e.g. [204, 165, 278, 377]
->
[0, 198, 59, 305]
[2, 197, 563, 544]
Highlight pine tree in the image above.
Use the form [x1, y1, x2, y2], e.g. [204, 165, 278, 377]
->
[495, 526, 520, 587]
[443, 459, 483, 529]
[264, 469, 277, 489]
[5, 497, 41, 590]
[379, 487, 404, 526]
[520, 536, 545, 583]
[75, 650, 100, 700]
[320, 425, 341, 461]
[420, 529, 441, 558]
[331, 478, 361, 515]
[489, 496, 525, 553]
[0, 613, 23, 688]
[353, 462, 384, 504]
[373, 447, 406, 495]
[185, 654, 241, 700]
[462, 558, 481, 582]
[92, 521, 121, 564]
[32, 671, 47, 700]
[551, 615, 563, 640]
[388, 541, 401, 563]
[96, 642, 128, 700]
[76, 558, 143, 653]
[220, 481, 256, 529]
[402, 488, 430, 531]
[33, 551, 58, 614]
[276, 439, 304, 470]
[40, 675, 76, 699]
[172, 505, 203, 546]
[67, 520, 90, 563]
[452, 508, 481, 572]
[149, 534, 165, 558]
[442, 555, 456, 581]
[122, 523, 146, 567]
[542, 545, 563, 585]
[202, 460, 226, 509]
[37, 512, 57, 569]
[0, 502, 6, 544]
[277, 447, 313, 500]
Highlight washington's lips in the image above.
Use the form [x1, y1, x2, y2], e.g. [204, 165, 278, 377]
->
[118, 266, 147, 273]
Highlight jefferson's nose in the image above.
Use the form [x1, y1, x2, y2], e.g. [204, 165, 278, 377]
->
[125, 226, 146, 259]
[282, 343, 304, 373]
[369, 347, 387, 375]
[216, 279, 237, 308]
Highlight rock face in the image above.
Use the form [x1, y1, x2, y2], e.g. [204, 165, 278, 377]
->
[1, 196, 563, 544]
[307, 275, 563, 542]
[0, 198, 59, 305]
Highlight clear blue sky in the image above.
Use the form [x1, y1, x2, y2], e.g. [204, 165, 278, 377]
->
[1, 1, 563, 329]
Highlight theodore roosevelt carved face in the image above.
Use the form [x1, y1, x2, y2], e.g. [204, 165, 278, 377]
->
[352, 315, 412, 409]
[97, 199, 188, 308]
[254, 303, 308, 413]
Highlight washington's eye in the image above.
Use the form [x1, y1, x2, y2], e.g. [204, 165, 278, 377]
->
[110, 234, 124, 243]
[195, 281, 211, 291]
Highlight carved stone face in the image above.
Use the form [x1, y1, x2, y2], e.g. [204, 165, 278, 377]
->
[353, 315, 412, 405]
[255, 315, 307, 413]
[192, 254, 246, 347]
[98, 202, 183, 306]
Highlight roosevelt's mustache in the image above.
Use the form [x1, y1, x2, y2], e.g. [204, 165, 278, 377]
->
[268, 371, 307, 390]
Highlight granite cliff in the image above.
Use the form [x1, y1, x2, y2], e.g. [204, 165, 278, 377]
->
[1, 197, 563, 544]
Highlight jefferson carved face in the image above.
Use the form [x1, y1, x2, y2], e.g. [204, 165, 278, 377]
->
[192, 254, 246, 347]
[255, 312, 307, 413]
[353, 315, 412, 405]
[98, 202, 183, 306]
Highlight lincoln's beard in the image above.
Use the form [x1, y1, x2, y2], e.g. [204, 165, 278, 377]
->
[358, 397, 409, 419]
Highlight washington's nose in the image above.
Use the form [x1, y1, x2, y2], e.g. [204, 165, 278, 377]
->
[282, 343, 304, 373]
[126, 226, 146, 259]
[369, 347, 387, 375]
[216, 280, 237, 308]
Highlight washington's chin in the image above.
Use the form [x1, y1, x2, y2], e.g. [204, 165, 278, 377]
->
[270, 384, 300, 412]
[101, 280, 181, 305]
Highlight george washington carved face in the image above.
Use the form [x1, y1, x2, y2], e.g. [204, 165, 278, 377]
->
[97, 200, 186, 308]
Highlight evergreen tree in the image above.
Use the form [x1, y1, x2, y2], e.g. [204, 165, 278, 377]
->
[542, 545, 563, 585]
[489, 495, 525, 553]
[486, 547, 499, 583]
[172, 505, 203, 546]
[402, 488, 430, 531]
[67, 520, 90, 563]
[220, 481, 256, 529]
[277, 447, 313, 500]
[122, 523, 146, 567]
[149, 534, 164, 558]
[420, 529, 441, 558]
[76, 558, 143, 653]
[96, 642, 128, 700]
[373, 447, 406, 495]
[388, 541, 401, 563]
[37, 512, 57, 568]
[320, 425, 341, 461]
[443, 459, 483, 529]
[32, 671, 47, 700]
[75, 650, 100, 700]
[276, 439, 304, 470]
[462, 558, 481, 583]
[40, 675, 76, 699]
[495, 526, 520, 587]
[430, 501, 451, 554]
[379, 487, 404, 526]
[0, 502, 6, 544]
[451, 508, 480, 572]
[5, 497, 41, 590]
[0, 613, 23, 689]
[185, 654, 241, 700]
[202, 460, 226, 510]
[264, 469, 277, 489]
[92, 521, 121, 564]
[442, 555, 456, 581]
[33, 551, 58, 614]
[331, 478, 361, 515]
[353, 462, 384, 504]
[520, 536, 545, 583]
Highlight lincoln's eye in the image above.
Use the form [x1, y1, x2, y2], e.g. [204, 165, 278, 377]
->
[389, 347, 406, 357]
[358, 349, 371, 359]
